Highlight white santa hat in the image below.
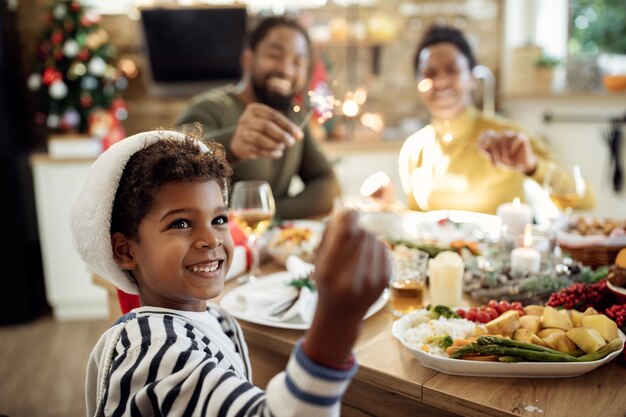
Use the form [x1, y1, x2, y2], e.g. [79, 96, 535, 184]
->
[69, 130, 210, 295]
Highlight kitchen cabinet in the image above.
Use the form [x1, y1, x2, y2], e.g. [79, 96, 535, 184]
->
[30, 154, 109, 321]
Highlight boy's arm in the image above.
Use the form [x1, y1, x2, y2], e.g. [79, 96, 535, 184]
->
[303, 209, 391, 366]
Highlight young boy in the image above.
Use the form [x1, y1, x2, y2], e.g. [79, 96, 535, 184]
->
[70, 130, 390, 416]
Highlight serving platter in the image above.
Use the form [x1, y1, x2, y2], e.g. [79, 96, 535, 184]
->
[392, 309, 625, 378]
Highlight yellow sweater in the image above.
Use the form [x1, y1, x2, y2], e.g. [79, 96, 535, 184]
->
[398, 107, 594, 215]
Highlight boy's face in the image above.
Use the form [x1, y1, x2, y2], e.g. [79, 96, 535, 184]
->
[126, 180, 234, 311]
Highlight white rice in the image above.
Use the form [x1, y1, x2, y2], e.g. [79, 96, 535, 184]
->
[402, 317, 478, 357]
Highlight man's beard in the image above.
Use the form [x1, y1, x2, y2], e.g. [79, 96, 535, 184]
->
[252, 77, 294, 113]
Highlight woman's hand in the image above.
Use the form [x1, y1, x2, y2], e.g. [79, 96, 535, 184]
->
[478, 129, 538, 175]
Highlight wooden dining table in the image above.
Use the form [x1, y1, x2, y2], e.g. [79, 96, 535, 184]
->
[219, 260, 626, 417]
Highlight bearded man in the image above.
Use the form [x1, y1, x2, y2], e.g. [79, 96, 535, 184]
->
[176, 16, 340, 219]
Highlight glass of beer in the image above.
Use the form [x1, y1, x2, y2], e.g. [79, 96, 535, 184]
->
[389, 245, 429, 317]
[230, 181, 276, 284]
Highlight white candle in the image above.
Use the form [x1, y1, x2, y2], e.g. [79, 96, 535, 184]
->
[496, 197, 532, 238]
[510, 224, 541, 275]
[428, 251, 464, 307]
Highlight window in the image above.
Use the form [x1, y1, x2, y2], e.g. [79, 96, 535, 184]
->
[569, 0, 626, 55]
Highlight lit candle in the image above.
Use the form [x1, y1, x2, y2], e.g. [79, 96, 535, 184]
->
[428, 251, 464, 307]
[496, 197, 532, 238]
[510, 224, 541, 275]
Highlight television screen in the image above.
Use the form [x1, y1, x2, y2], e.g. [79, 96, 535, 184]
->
[140, 7, 247, 83]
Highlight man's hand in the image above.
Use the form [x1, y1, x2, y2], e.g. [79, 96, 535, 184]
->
[229, 103, 304, 161]
[478, 129, 538, 175]
[303, 209, 391, 366]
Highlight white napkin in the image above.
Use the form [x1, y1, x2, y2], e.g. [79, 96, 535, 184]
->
[235, 283, 298, 315]
[285, 255, 315, 279]
[263, 255, 317, 323]
[236, 256, 317, 323]
[267, 286, 317, 323]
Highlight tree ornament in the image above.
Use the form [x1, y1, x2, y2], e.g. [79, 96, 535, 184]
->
[80, 91, 93, 108]
[49, 80, 68, 100]
[63, 18, 74, 32]
[42, 68, 60, 85]
[63, 39, 79, 58]
[77, 48, 90, 62]
[88, 56, 106, 76]
[60, 108, 80, 129]
[67, 61, 86, 80]
[27, 73, 42, 91]
[115, 76, 128, 90]
[53, 47, 64, 61]
[46, 113, 60, 129]
[52, 3, 67, 20]
[51, 30, 64, 45]
[80, 75, 98, 90]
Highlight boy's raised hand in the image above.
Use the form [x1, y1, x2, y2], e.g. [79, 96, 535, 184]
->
[303, 209, 391, 367]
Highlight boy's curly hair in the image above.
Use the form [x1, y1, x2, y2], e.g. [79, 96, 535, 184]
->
[111, 130, 232, 240]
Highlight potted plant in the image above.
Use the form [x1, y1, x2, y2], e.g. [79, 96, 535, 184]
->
[534, 55, 560, 93]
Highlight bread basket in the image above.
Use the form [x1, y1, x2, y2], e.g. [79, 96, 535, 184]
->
[556, 216, 626, 267]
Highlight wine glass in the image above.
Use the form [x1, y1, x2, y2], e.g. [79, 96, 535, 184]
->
[230, 181, 276, 284]
[543, 163, 586, 216]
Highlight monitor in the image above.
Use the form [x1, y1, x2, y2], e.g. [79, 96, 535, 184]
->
[140, 6, 247, 96]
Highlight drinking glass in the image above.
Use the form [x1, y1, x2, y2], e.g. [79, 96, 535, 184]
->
[230, 181, 276, 284]
[543, 163, 586, 215]
[389, 245, 429, 316]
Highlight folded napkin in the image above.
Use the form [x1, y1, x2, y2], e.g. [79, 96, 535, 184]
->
[235, 283, 298, 314]
[236, 255, 317, 323]
[285, 255, 315, 279]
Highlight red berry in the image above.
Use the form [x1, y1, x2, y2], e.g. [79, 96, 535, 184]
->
[497, 300, 511, 314]
[476, 311, 491, 323]
[485, 307, 498, 320]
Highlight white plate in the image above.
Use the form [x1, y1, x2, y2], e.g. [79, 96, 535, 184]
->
[392, 309, 625, 378]
[221, 271, 389, 330]
[360, 210, 501, 245]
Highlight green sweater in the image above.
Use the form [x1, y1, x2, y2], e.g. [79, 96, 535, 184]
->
[175, 85, 340, 220]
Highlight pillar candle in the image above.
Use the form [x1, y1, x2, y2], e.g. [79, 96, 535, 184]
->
[428, 251, 464, 307]
[496, 197, 532, 238]
[510, 224, 541, 275]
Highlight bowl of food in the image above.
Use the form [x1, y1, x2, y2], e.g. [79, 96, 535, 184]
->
[266, 220, 324, 266]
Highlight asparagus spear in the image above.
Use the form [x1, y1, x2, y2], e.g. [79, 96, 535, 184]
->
[450, 343, 579, 362]
[576, 339, 623, 362]
[476, 336, 572, 355]
[451, 337, 623, 362]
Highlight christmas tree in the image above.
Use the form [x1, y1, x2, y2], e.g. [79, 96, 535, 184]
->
[27, 0, 127, 139]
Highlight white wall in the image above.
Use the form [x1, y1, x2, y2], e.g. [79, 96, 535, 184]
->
[502, 96, 626, 218]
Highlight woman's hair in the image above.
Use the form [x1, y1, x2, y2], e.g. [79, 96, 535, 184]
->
[413, 25, 477, 75]
[111, 130, 232, 240]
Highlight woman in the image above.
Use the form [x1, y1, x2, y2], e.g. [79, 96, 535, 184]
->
[396, 25, 594, 214]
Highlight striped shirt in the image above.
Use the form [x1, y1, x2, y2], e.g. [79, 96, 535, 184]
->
[85, 304, 358, 416]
